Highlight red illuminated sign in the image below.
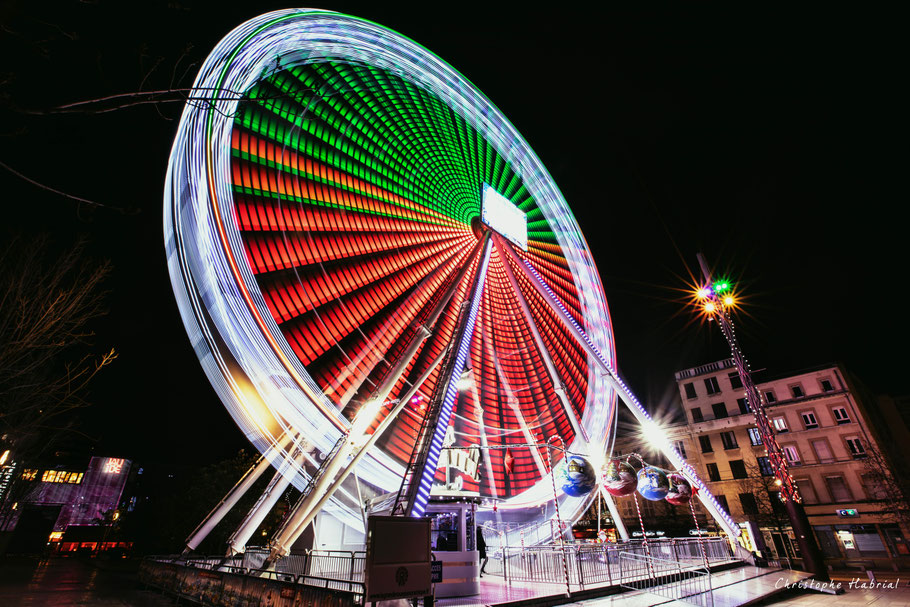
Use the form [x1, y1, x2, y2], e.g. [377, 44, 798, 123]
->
[104, 458, 124, 474]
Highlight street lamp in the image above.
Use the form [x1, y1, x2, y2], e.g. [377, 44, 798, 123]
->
[691, 253, 828, 581]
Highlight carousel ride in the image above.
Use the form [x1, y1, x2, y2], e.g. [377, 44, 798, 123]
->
[163, 9, 740, 564]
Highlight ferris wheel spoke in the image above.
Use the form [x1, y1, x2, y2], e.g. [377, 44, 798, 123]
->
[234, 107, 459, 221]
[234, 193, 467, 236]
[484, 320, 549, 478]
[335, 237, 485, 413]
[231, 163, 464, 231]
[495, 235, 589, 444]
[283, 245, 476, 404]
[243, 228, 469, 275]
[243, 69, 485, 225]
[370, 240, 485, 463]
[514, 249, 583, 323]
[485, 254, 578, 448]
[270, 247, 467, 362]
[315, 67, 485, 212]
[257, 233, 470, 323]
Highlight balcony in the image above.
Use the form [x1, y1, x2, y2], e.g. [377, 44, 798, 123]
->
[675, 358, 735, 381]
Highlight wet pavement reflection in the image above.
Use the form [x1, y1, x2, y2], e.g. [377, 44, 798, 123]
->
[0, 557, 173, 606]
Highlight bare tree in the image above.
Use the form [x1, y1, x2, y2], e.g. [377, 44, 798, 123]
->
[0, 234, 116, 462]
[734, 461, 793, 559]
[858, 444, 910, 528]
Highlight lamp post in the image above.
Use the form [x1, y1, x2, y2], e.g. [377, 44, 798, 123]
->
[693, 253, 828, 580]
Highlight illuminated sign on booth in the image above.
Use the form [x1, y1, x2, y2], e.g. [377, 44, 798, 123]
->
[836, 508, 858, 517]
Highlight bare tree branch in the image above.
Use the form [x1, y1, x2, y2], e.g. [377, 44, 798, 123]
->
[0, 234, 116, 463]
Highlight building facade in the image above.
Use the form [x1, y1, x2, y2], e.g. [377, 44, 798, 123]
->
[1, 456, 132, 554]
[665, 359, 910, 568]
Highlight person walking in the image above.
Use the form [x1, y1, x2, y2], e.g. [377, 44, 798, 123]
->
[476, 525, 488, 577]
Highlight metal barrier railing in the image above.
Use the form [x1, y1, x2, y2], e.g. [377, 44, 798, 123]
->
[148, 537, 732, 601]
[237, 548, 365, 583]
[490, 537, 733, 591]
[140, 558, 366, 606]
[619, 551, 713, 607]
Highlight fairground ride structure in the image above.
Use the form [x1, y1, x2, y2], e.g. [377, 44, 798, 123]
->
[164, 9, 740, 562]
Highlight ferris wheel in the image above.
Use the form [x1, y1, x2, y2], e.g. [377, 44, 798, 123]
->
[165, 9, 738, 552]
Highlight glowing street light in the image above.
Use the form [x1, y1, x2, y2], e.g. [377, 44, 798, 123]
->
[640, 420, 666, 452]
[692, 252, 828, 581]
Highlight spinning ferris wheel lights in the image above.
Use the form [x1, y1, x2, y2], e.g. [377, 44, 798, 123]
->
[164, 9, 746, 557]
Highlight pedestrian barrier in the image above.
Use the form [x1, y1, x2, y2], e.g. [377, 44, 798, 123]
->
[140, 556, 364, 606]
[144, 537, 733, 604]
[488, 537, 732, 591]
[618, 551, 713, 606]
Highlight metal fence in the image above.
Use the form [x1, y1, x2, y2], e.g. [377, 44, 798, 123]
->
[148, 549, 365, 595]
[486, 537, 733, 591]
[149, 537, 732, 602]
[619, 551, 713, 607]
[140, 558, 365, 607]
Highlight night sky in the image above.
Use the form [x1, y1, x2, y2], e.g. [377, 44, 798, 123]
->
[1, 3, 903, 467]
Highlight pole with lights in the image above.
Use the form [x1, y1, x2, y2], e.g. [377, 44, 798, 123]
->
[694, 253, 828, 580]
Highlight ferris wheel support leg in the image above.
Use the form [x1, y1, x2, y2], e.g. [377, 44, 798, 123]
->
[498, 247, 589, 444]
[259, 242, 487, 570]
[262, 346, 451, 569]
[600, 487, 629, 541]
[183, 434, 294, 553]
[497, 238, 740, 540]
[226, 447, 308, 556]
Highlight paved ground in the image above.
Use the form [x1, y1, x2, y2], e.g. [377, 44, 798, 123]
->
[0, 557, 172, 606]
[2, 557, 909, 606]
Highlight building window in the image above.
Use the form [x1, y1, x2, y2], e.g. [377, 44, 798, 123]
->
[748, 428, 763, 446]
[737, 397, 750, 415]
[720, 431, 739, 450]
[712, 403, 728, 419]
[764, 390, 777, 404]
[707, 463, 721, 481]
[861, 473, 887, 500]
[846, 437, 866, 458]
[691, 407, 704, 423]
[832, 406, 850, 425]
[772, 416, 788, 433]
[39, 470, 84, 484]
[795, 478, 818, 504]
[728, 373, 743, 390]
[699, 435, 713, 453]
[811, 439, 834, 464]
[757, 457, 774, 476]
[684, 382, 697, 399]
[739, 492, 759, 514]
[730, 459, 748, 479]
[790, 384, 805, 399]
[783, 446, 801, 465]
[716, 494, 729, 512]
[825, 476, 852, 502]
[674, 440, 687, 459]
[801, 412, 819, 430]
[820, 379, 834, 392]
[705, 377, 721, 395]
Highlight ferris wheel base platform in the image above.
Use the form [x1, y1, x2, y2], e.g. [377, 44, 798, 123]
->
[436, 562, 814, 607]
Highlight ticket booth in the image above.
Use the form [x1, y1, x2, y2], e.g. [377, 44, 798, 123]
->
[425, 497, 482, 597]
